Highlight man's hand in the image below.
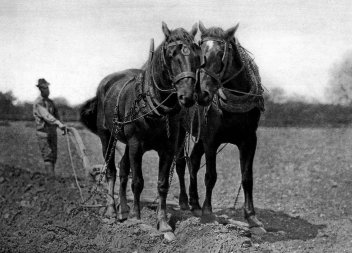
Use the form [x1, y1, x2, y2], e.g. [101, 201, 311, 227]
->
[57, 121, 68, 135]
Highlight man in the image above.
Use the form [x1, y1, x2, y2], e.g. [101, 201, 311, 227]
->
[33, 78, 66, 176]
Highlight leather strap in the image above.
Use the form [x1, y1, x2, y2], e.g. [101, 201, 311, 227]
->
[173, 71, 196, 84]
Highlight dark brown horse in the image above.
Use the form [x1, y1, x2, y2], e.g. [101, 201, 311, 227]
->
[176, 22, 265, 230]
[80, 22, 200, 233]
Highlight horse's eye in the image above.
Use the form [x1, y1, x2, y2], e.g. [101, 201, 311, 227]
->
[216, 51, 223, 58]
[168, 48, 176, 57]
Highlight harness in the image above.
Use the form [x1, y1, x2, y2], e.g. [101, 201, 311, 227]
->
[100, 37, 202, 147]
[199, 37, 244, 88]
[200, 37, 265, 113]
[151, 39, 197, 93]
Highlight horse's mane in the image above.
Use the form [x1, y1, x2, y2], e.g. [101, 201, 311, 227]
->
[141, 28, 194, 70]
[200, 27, 237, 46]
[166, 28, 194, 44]
[201, 27, 226, 39]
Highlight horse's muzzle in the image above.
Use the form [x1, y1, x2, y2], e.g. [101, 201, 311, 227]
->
[179, 94, 195, 107]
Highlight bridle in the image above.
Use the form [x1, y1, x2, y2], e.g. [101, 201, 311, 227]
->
[151, 40, 198, 93]
[198, 37, 244, 88]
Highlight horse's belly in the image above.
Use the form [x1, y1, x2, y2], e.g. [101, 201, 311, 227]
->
[141, 125, 168, 151]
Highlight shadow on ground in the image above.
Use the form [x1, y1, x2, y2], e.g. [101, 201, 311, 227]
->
[131, 201, 326, 244]
[214, 207, 326, 243]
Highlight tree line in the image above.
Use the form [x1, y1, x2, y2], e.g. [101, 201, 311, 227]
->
[1, 90, 352, 127]
[0, 91, 79, 122]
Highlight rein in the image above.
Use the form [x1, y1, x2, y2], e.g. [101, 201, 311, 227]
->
[113, 37, 199, 124]
[220, 86, 263, 97]
[199, 37, 263, 98]
[199, 37, 244, 88]
[112, 79, 175, 125]
[151, 39, 197, 93]
[198, 37, 263, 100]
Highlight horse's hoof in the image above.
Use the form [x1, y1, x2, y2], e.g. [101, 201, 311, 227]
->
[157, 219, 172, 233]
[202, 205, 213, 216]
[164, 231, 176, 242]
[250, 226, 267, 235]
[179, 193, 189, 210]
[117, 203, 130, 221]
[129, 210, 141, 220]
[191, 208, 202, 217]
[129, 214, 141, 220]
[190, 201, 201, 214]
[102, 217, 116, 225]
[104, 204, 117, 218]
[179, 202, 190, 211]
[247, 215, 264, 228]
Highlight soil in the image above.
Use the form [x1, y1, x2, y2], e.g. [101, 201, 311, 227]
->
[1, 121, 352, 252]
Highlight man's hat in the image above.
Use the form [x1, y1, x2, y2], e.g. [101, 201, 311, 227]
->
[36, 78, 50, 88]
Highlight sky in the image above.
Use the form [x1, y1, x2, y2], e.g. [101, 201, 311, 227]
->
[0, 0, 351, 105]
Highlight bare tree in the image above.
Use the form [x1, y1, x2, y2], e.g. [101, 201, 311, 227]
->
[325, 50, 352, 105]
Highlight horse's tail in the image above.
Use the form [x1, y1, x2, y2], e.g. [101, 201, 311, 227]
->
[80, 97, 98, 134]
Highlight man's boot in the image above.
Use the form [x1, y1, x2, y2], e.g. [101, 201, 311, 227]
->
[44, 162, 55, 177]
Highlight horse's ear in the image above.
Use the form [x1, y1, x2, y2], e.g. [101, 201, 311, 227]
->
[190, 23, 198, 38]
[225, 23, 239, 40]
[162, 21, 171, 38]
[199, 21, 207, 35]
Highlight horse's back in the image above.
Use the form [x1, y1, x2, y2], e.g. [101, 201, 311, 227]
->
[96, 69, 142, 132]
[97, 69, 141, 96]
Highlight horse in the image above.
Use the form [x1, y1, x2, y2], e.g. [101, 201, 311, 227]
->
[80, 22, 200, 233]
[175, 22, 265, 230]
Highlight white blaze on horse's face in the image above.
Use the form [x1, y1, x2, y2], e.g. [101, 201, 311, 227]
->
[202, 42, 223, 74]
[197, 41, 224, 106]
[205, 41, 215, 50]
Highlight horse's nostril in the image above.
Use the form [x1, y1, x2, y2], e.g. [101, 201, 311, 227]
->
[184, 97, 195, 107]
[203, 91, 210, 99]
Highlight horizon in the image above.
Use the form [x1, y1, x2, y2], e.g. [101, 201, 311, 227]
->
[1, 0, 351, 105]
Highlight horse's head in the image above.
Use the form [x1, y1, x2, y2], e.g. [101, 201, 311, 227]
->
[161, 22, 200, 107]
[197, 21, 240, 105]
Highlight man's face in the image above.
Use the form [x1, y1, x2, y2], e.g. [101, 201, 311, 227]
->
[40, 87, 50, 98]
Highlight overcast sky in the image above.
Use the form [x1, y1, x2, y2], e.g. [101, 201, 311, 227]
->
[1, 0, 351, 104]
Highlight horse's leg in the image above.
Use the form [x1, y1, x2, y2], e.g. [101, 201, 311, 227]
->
[128, 137, 144, 219]
[188, 141, 204, 214]
[100, 130, 117, 218]
[117, 145, 131, 220]
[239, 133, 263, 228]
[156, 149, 174, 232]
[202, 142, 219, 215]
[175, 129, 189, 210]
